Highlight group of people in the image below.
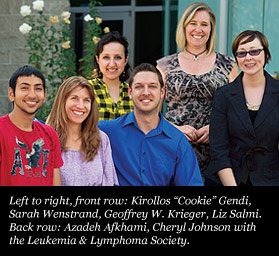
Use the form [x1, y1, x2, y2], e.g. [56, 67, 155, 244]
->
[0, 2, 278, 186]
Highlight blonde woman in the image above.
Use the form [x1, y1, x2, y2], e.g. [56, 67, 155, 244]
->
[156, 2, 239, 176]
[47, 76, 118, 186]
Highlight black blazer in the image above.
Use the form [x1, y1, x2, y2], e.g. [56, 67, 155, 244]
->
[206, 71, 279, 186]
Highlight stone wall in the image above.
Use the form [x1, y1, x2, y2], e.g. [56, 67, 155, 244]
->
[0, 0, 70, 116]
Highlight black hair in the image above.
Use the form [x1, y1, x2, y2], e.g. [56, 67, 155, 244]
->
[94, 31, 131, 82]
[9, 65, 46, 95]
[129, 63, 164, 89]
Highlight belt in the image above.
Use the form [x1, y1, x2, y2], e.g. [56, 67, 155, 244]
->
[240, 146, 268, 184]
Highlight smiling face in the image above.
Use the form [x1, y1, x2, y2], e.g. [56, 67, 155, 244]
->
[185, 10, 211, 51]
[129, 71, 164, 115]
[236, 37, 265, 76]
[65, 86, 91, 126]
[96, 42, 128, 84]
[9, 75, 46, 116]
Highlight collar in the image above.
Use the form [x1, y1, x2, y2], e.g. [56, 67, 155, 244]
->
[230, 70, 279, 95]
[98, 78, 125, 89]
[122, 111, 172, 138]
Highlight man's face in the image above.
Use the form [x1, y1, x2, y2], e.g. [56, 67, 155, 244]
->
[9, 75, 46, 116]
[129, 71, 164, 115]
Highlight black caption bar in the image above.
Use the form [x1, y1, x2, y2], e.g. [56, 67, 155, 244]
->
[1, 186, 278, 252]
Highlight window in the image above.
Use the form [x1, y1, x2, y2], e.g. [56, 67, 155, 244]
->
[70, 0, 164, 69]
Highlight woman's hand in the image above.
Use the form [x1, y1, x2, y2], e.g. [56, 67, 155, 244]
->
[196, 125, 209, 144]
[176, 125, 198, 142]
[170, 122, 209, 144]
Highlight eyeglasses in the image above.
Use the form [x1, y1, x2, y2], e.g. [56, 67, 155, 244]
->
[235, 48, 264, 58]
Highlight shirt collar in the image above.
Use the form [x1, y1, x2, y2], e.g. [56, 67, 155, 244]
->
[98, 78, 125, 88]
[122, 111, 136, 127]
[122, 111, 172, 138]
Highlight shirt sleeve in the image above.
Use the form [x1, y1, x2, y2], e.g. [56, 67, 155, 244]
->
[51, 129, 64, 168]
[156, 55, 170, 74]
[98, 120, 108, 134]
[174, 136, 204, 186]
[0, 140, 1, 183]
[100, 131, 119, 186]
[208, 88, 233, 173]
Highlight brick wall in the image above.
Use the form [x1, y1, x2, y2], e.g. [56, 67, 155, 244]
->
[0, 0, 70, 116]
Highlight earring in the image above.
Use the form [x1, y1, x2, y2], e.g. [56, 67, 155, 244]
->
[98, 69, 103, 78]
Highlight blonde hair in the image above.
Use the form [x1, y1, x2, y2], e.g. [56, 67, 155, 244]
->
[176, 2, 217, 54]
[46, 76, 101, 161]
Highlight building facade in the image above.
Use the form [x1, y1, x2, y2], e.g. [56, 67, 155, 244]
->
[0, 0, 70, 116]
[176, 0, 279, 75]
[0, 0, 277, 116]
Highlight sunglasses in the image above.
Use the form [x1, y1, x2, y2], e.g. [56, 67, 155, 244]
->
[235, 48, 264, 58]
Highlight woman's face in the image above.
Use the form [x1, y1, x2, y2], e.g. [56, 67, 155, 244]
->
[65, 86, 91, 126]
[185, 10, 211, 50]
[236, 37, 265, 76]
[96, 42, 128, 83]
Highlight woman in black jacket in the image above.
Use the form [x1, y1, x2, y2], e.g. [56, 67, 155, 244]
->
[205, 30, 279, 186]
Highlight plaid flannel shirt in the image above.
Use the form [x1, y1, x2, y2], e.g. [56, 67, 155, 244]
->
[89, 78, 134, 120]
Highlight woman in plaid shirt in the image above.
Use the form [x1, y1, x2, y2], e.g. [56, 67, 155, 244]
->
[89, 31, 134, 120]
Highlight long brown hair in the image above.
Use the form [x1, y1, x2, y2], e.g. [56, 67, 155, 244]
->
[46, 76, 101, 161]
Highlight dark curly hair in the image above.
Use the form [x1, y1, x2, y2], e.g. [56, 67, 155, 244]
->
[93, 31, 131, 82]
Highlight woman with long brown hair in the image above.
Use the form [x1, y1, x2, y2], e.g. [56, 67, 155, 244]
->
[47, 76, 118, 186]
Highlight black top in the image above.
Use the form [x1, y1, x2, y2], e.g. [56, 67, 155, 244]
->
[206, 71, 279, 186]
[248, 109, 258, 124]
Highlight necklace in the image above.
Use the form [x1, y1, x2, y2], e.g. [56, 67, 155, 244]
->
[246, 102, 260, 111]
[185, 48, 207, 61]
